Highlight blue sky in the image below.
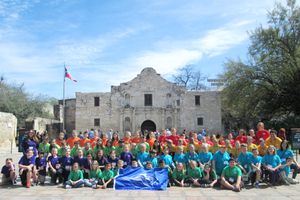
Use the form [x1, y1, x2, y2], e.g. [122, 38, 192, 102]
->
[0, 0, 283, 99]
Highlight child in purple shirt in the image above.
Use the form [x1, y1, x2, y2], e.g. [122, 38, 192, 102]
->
[1, 158, 17, 185]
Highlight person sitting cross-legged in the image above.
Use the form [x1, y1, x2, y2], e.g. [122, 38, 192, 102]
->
[220, 158, 243, 192]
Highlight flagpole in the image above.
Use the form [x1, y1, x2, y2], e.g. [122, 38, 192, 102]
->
[63, 63, 66, 131]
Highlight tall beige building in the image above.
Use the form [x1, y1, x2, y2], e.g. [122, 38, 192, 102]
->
[63, 68, 222, 135]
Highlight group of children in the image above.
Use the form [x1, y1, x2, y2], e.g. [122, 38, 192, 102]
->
[1, 122, 299, 192]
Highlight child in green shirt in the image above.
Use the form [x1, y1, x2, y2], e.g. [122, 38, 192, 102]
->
[99, 163, 114, 189]
[84, 160, 102, 189]
[171, 162, 187, 187]
[186, 160, 203, 187]
[65, 162, 85, 189]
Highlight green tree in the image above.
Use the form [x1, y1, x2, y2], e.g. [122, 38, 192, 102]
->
[222, 0, 300, 131]
[0, 79, 55, 127]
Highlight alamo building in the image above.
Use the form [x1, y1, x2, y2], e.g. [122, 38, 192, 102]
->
[58, 67, 222, 135]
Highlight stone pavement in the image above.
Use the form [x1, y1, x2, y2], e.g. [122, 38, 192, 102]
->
[1, 148, 300, 200]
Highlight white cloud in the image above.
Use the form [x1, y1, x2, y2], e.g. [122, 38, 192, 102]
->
[127, 19, 252, 76]
[133, 49, 202, 74]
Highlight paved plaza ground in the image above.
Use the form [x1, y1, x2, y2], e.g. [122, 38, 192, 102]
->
[1, 148, 300, 200]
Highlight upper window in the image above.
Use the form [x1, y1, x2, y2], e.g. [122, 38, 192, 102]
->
[144, 94, 153, 106]
[94, 97, 100, 107]
[195, 95, 200, 106]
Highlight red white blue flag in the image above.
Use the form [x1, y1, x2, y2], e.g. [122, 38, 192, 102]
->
[65, 67, 77, 82]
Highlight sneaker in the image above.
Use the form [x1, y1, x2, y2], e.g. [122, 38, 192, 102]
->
[255, 182, 259, 188]
[13, 180, 17, 185]
[92, 185, 97, 189]
[232, 186, 240, 192]
[26, 181, 31, 188]
[65, 185, 72, 189]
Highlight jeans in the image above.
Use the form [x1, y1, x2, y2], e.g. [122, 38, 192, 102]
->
[84, 179, 98, 187]
[65, 179, 85, 188]
[290, 163, 299, 179]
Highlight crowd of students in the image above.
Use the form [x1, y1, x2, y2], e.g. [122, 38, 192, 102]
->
[1, 122, 300, 192]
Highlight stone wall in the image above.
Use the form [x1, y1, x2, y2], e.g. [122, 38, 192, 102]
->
[25, 117, 60, 138]
[0, 112, 17, 150]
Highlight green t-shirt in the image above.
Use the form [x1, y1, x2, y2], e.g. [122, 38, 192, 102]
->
[68, 170, 83, 181]
[135, 143, 150, 154]
[93, 146, 103, 156]
[115, 146, 123, 156]
[70, 147, 82, 157]
[89, 169, 102, 179]
[83, 148, 93, 157]
[221, 166, 242, 181]
[187, 167, 202, 179]
[203, 170, 217, 181]
[104, 147, 115, 156]
[101, 169, 114, 181]
[172, 169, 186, 180]
[38, 143, 50, 153]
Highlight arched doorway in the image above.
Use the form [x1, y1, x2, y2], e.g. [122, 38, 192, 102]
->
[141, 120, 156, 133]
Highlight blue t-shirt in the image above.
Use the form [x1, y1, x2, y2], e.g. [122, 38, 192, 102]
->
[185, 152, 199, 162]
[48, 155, 60, 169]
[120, 152, 134, 167]
[277, 149, 294, 163]
[59, 156, 74, 171]
[18, 155, 36, 166]
[262, 154, 281, 168]
[74, 156, 86, 168]
[149, 157, 158, 168]
[108, 157, 119, 169]
[250, 155, 262, 166]
[277, 149, 294, 176]
[213, 151, 230, 176]
[137, 152, 150, 167]
[174, 153, 187, 164]
[159, 154, 173, 166]
[22, 138, 38, 156]
[36, 157, 47, 176]
[198, 152, 213, 164]
[237, 152, 253, 172]
[1, 165, 15, 177]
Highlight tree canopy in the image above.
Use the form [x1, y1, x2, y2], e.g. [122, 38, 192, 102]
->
[221, 0, 300, 131]
[0, 78, 56, 127]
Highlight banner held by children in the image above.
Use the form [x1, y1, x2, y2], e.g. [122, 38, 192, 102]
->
[114, 167, 168, 190]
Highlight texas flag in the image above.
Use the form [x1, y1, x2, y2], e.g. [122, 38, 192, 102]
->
[65, 67, 77, 82]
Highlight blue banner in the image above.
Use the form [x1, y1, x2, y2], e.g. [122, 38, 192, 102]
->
[114, 167, 169, 190]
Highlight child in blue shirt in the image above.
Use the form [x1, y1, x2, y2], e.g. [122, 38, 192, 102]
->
[48, 148, 63, 184]
[250, 148, 262, 187]
[1, 158, 17, 185]
[18, 149, 37, 188]
[262, 145, 281, 186]
[35, 151, 47, 185]
[59, 148, 73, 183]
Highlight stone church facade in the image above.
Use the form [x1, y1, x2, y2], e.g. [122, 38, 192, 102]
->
[64, 68, 222, 135]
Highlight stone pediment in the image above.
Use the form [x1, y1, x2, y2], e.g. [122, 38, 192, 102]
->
[111, 67, 186, 94]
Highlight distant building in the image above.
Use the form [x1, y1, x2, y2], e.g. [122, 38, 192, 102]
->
[56, 68, 222, 135]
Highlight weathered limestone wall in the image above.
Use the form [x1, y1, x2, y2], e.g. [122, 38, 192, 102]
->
[0, 112, 17, 150]
[74, 68, 223, 135]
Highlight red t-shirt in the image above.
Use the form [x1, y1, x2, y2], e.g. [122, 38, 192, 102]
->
[235, 135, 247, 144]
[167, 135, 180, 146]
[158, 135, 167, 145]
[255, 129, 270, 143]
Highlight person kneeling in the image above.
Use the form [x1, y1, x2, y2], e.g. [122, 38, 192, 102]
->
[64, 162, 85, 189]
[220, 158, 243, 192]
